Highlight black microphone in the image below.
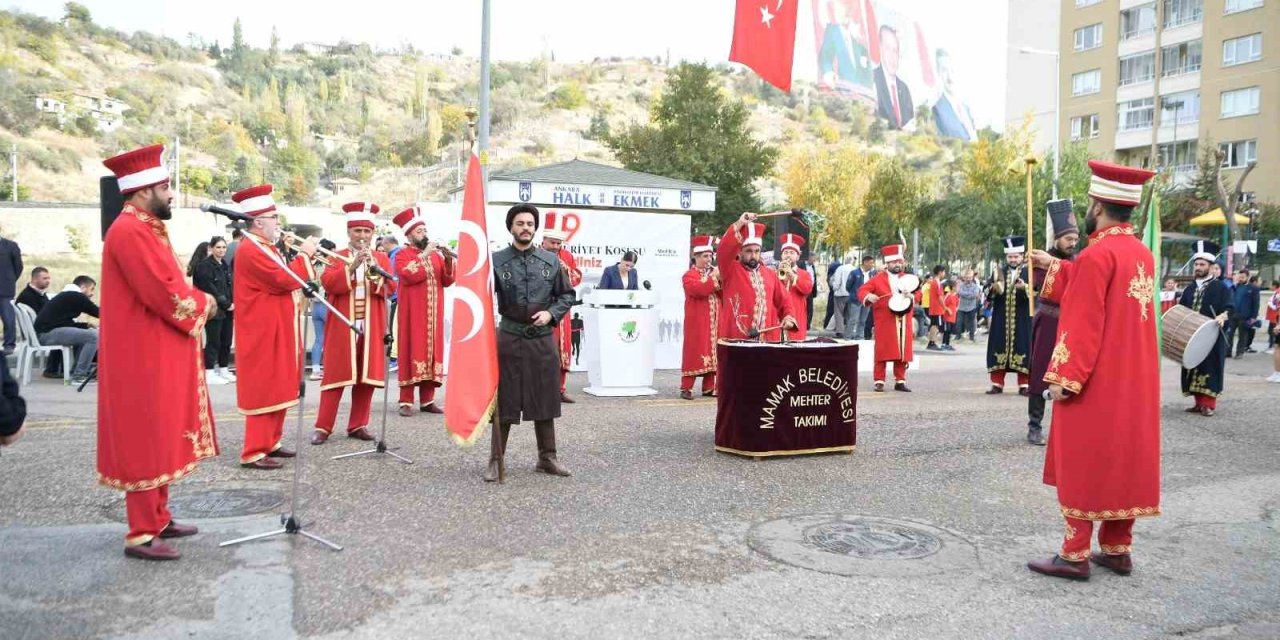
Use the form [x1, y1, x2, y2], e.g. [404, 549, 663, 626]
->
[642, 280, 651, 290]
[200, 203, 253, 223]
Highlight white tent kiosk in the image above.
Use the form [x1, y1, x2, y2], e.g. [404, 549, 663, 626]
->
[475, 160, 716, 393]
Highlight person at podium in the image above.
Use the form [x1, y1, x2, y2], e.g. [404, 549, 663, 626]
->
[717, 212, 797, 341]
[598, 251, 640, 290]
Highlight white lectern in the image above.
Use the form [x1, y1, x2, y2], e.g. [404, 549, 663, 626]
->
[582, 289, 659, 397]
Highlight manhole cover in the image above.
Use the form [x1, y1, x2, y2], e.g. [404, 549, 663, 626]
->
[748, 514, 976, 577]
[802, 520, 941, 560]
[105, 484, 286, 522]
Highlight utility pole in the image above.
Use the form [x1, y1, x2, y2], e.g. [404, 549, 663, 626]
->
[173, 136, 182, 205]
[9, 144, 16, 202]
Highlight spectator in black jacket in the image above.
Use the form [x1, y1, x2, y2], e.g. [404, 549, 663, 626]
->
[34, 275, 99, 383]
[0, 359, 27, 446]
[16, 267, 60, 377]
[16, 266, 52, 314]
[0, 233, 22, 353]
[193, 236, 235, 384]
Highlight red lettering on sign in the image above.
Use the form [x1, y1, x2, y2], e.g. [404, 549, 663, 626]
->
[545, 210, 582, 244]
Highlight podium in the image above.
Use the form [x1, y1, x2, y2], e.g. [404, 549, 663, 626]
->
[582, 289, 659, 397]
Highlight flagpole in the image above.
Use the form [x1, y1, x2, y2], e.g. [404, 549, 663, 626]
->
[1025, 156, 1038, 317]
[478, 0, 492, 180]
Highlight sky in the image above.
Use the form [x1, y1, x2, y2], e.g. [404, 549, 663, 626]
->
[8, 0, 1010, 129]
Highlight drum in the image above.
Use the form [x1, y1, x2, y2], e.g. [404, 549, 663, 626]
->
[1161, 305, 1218, 368]
[896, 273, 921, 294]
[888, 293, 913, 315]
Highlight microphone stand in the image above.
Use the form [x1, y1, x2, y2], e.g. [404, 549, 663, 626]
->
[220, 229, 361, 552]
[332, 294, 413, 465]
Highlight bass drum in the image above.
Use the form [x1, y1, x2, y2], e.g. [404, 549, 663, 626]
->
[1161, 305, 1218, 368]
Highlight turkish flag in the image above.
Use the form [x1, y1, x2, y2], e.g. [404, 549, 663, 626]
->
[443, 153, 499, 446]
[729, 0, 799, 92]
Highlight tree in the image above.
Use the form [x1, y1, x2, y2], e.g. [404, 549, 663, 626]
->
[549, 82, 587, 110]
[63, 3, 91, 28]
[606, 63, 777, 232]
[779, 143, 879, 250]
[267, 26, 280, 67]
[231, 18, 246, 58]
[862, 157, 931, 256]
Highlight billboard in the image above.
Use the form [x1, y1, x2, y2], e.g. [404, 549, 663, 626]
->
[798, 0, 978, 141]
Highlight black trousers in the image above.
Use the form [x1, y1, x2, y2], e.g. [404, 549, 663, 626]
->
[1028, 393, 1045, 430]
[204, 313, 233, 369]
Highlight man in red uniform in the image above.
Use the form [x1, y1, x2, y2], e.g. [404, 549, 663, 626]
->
[717, 212, 797, 341]
[99, 144, 217, 560]
[231, 184, 317, 469]
[312, 203, 397, 444]
[681, 234, 720, 399]
[393, 206, 454, 417]
[776, 233, 814, 340]
[1030, 160, 1159, 580]
[858, 244, 916, 392]
[542, 228, 582, 403]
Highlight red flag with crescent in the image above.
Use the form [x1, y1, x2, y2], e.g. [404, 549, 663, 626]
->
[444, 153, 498, 445]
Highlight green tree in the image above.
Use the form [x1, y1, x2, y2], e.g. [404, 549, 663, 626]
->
[63, 2, 91, 28]
[862, 157, 931, 254]
[606, 63, 777, 232]
[267, 25, 279, 67]
[549, 82, 587, 110]
[231, 18, 246, 58]
[780, 143, 879, 250]
[268, 143, 319, 204]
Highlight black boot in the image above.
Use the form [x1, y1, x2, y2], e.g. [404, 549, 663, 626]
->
[1027, 394, 1046, 446]
[482, 422, 511, 483]
[533, 420, 572, 477]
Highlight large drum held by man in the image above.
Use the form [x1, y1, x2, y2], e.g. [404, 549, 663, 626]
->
[1161, 304, 1217, 368]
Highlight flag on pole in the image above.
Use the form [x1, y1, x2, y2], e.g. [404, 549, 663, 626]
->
[1141, 192, 1163, 348]
[443, 153, 498, 446]
[728, 0, 799, 92]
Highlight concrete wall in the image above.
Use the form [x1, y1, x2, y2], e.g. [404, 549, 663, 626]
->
[1005, 0, 1061, 151]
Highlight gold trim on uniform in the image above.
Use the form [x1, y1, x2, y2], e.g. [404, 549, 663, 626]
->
[1059, 505, 1160, 521]
[1127, 262, 1155, 322]
[172, 294, 199, 322]
[1100, 544, 1132, 555]
[1040, 258, 1062, 299]
[1058, 550, 1091, 562]
[1043, 371, 1082, 395]
[238, 399, 300, 416]
[1049, 332, 1071, 370]
[715, 445, 856, 458]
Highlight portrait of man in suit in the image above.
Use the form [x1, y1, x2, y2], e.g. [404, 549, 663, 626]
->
[818, 0, 874, 96]
[931, 49, 978, 141]
[873, 25, 914, 130]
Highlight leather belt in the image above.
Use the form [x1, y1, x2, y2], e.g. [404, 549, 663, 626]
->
[499, 317, 552, 338]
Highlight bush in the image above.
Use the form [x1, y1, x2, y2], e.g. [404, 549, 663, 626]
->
[549, 82, 587, 110]
[65, 224, 90, 254]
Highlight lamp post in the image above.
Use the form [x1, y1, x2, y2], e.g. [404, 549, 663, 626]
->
[1019, 47, 1060, 199]
[1161, 98, 1185, 180]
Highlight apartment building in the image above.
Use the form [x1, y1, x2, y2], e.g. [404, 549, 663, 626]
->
[1059, 0, 1277, 202]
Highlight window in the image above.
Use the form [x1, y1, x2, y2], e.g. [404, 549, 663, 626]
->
[1224, 0, 1264, 15]
[1076, 0, 1103, 6]
[1121, 4, 1157, 40]
[1074, 24, 1103, 51]
[1071, 114, 1100, 140]
[1119, 98, 1155, 131]
[1158, 141, 1198, 169]
[1220, 86, 1261, 117]
[1072, 69, 1102, 96]
[1163, 0, 1203, 27]
[1162, 40, 1203, 76]
[1161, 90, 1200, 124]
[1223, 34, 1262, 66]
[1119, 52, 1156, 85]
[1219, 140, 1257, 167]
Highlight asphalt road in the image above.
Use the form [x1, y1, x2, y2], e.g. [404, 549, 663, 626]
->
[2, 338, 1278, 639]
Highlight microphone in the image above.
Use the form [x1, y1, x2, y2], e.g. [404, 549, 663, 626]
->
[642, 280, 651, 290]
[200, 203, 253, 223]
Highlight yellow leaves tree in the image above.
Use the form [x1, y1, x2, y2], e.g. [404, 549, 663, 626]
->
[957, 115, 1033, 203]
[780, 142, 880, 251]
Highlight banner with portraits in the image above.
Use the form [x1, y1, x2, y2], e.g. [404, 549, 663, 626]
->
[798, 0, 979, 141]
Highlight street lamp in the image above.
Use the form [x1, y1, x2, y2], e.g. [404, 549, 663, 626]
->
[1161, 98, 1184, 180]
[1019, 46, 1060, 199]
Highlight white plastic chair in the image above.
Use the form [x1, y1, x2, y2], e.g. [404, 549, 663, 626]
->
[12, 302, 73, 386]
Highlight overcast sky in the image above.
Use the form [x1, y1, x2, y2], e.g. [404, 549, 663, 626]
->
[9, 0, 1010, 129]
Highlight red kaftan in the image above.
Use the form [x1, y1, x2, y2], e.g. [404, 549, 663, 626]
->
[716, 226, 795, 341]
[395, 246, 454, 387]
[98, 205, 218, 491]
[681, 266, 720, 376]
[1042, 224, 1161, 521]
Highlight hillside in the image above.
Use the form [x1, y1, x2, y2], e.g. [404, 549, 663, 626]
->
[0, 7, 956, 209]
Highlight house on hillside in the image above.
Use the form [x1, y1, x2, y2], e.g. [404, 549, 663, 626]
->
[329, 177, 361, 195]
[35, 97, 67, 124]
[298, 42, 335, 56]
